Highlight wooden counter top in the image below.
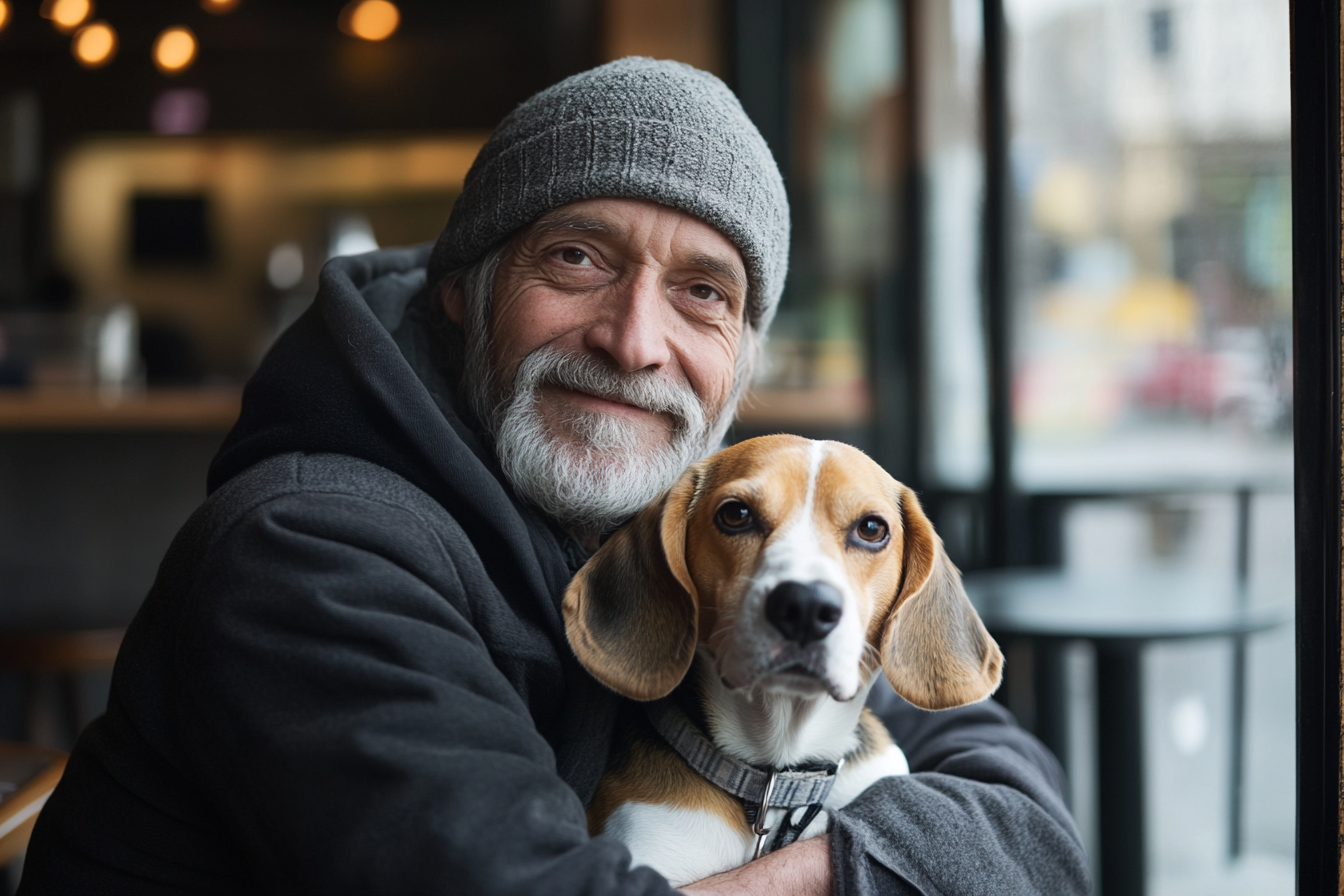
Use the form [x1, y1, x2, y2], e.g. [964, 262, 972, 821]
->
[0, 387, 242, 431]
[735, 383, 870, 427]
[0, 383, 868, 433]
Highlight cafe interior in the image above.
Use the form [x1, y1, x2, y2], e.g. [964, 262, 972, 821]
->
[0, 0, 1308, 893]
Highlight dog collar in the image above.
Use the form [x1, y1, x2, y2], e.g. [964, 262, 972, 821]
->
[644, 700, 844, 858]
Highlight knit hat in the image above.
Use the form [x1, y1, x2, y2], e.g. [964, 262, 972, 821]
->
[427, 57, 790, 333]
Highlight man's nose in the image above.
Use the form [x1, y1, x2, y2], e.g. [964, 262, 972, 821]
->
[583, 270, 672, 372]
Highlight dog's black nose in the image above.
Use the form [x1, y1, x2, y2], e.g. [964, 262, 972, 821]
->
[764, 581, 843, 645]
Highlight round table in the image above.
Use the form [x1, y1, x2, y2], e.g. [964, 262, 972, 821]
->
[963, 569, 1290, 896]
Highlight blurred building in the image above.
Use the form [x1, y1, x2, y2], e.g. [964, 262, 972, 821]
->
[1009, 0, 1292, 489]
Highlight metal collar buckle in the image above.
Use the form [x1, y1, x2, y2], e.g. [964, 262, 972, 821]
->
[749, 757, 845, 861]
[750, 769, 779, 860]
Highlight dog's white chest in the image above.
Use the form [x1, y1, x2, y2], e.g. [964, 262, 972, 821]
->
[606, 741, 909, 888]
[605, 802, 756, 887]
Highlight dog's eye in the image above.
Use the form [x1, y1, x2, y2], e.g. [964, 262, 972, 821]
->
[852, 516, 889, 546]
[715, 500, 754, 532]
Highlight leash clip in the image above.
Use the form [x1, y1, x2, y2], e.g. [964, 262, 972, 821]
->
[750, 769, 779, 860]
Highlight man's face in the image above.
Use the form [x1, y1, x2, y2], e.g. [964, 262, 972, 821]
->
[443, 197, 750, 536]
[491, 197, 746, 446]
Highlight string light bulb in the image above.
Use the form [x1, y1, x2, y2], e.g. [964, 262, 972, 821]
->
[41, 0, 93, 34]
[153, 26, 198, 75]
[71, 20, 117, 68]
[0, 1, 11, 35]
[339, 0, 400, 41]
[199, 0, 241, 12]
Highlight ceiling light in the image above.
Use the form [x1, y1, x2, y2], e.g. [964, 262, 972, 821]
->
[0, 1, 11, 34]
[71, 20, 117, 68]
[42, 0, 93, 34]
[199, 0, 241, 12]
[339, 0, 399, 42]
[153, 26, 198, 75]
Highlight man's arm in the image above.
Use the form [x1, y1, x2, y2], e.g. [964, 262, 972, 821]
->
[822, 683, 1091, 896]
[678, 688, 1089, 896]
[162, 481, 678, 896]
[683, 685, 1088, 896]
[681, 836, 830, 896]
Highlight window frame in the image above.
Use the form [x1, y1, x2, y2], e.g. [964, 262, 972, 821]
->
[1287, 0, 1342, 889]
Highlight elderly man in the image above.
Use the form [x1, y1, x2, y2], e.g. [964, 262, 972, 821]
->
[20, 59, 1087, 895]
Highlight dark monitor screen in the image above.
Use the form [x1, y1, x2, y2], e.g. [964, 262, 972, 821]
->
[130, 194, 213, 265]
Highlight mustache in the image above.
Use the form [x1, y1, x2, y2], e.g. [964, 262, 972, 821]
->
[509, 348, 708, 434]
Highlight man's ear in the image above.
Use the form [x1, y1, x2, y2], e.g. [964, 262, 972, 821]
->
[562, 465, 702, 701]
[440, 276, 465, 325]
[879, 486, 1003, 710]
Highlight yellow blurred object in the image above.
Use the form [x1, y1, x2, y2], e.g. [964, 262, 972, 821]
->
[41, 0, 92, 33]
[200, 0, 241, 12]
[71, 20, 117, 68]
[1109, 278, 1199, 343]
[339, 0, 400, 41]
[1032, 161, 1103, 243]
[0, 1, 11, 34]
[1036, 285, 1112, 332]
[153, 26, 199, 75]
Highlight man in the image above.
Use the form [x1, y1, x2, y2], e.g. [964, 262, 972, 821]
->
[20, 59, 1088, 895]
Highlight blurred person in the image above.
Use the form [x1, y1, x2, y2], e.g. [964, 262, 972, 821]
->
[19, 59, 1087, 896]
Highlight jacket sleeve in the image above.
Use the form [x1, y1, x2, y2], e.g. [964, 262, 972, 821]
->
[168, 486, 673, 896]
[827, 683, 1092, 896]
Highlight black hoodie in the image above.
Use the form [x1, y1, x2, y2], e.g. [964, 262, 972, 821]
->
[19, 247, 1090, 895]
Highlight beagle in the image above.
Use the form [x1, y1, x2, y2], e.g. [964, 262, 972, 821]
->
[563, 435, 1004, 886]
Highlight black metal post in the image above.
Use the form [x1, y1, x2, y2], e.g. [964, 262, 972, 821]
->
[1032, 639, 1071, 784]
[1289, 1, 1343, 893]
[1096, 642, 1146, 896]
[981, 0, 1017, 569]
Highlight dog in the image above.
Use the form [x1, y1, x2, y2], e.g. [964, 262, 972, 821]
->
[562, 434, 1004, 886]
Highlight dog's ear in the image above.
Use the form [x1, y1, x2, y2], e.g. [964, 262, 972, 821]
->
[562, 465, 702, 701]
[879, 486, 1003, 710]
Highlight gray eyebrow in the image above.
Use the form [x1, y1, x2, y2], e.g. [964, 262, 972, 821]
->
[526, 211, 616, 237]
[690, 253, 745, 288]
[522, 212, 745, 288]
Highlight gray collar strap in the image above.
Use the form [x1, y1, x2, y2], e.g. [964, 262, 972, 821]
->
[644, 700, 842, 827]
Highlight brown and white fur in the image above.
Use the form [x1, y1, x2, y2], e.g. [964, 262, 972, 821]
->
[563, 434, 1003, 886]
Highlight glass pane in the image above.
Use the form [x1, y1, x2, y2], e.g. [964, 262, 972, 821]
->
[1004, 1, 1295, 891]
[1007, 0, 1292, 492]
[920, 0, 990, 489]
[737, 0, 906, 441]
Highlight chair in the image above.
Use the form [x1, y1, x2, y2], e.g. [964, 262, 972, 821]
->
[0, 628, 124, 886]
[0, 743, 66, 867]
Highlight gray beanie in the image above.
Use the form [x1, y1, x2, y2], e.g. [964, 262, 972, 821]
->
[427, 57, 790, 333]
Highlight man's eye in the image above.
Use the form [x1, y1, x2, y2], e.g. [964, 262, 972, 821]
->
[559, 248, 592, 266]
[715, 500, 754, 532]
[688, 284, 721, 301]
[851, 516, 889, 546]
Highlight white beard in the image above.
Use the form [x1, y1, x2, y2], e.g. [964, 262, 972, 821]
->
[452, 246, 749, 537]
[484, 347, 723, 536]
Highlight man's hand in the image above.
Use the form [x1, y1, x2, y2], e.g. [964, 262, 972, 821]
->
[679, 836, 831, 896]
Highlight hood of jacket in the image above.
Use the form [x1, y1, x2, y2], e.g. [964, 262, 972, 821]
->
[209, 244, 588, 618]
